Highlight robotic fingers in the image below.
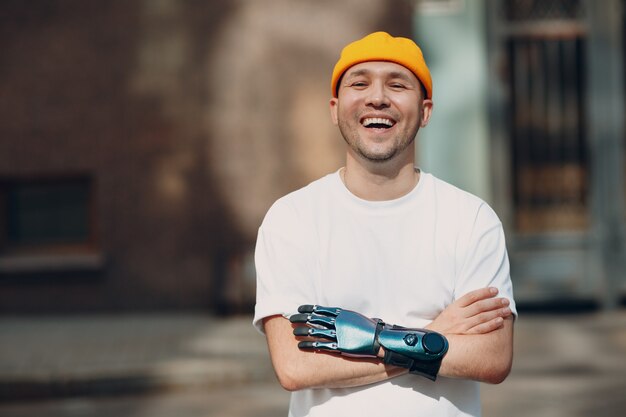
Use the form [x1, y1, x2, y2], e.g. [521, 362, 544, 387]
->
[290, 304, 449, 381]
[290, 304, 382, 356]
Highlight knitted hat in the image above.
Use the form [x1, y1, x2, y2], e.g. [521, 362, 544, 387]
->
[331, 32, 432, 99]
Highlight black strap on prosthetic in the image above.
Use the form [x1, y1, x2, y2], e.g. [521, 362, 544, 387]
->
[372, 319, 384, 356]
[383, 350, 443, 381]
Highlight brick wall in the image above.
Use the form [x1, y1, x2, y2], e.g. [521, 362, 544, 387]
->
[0, 0, 413, 313]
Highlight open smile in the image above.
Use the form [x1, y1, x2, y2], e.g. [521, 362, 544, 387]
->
[360, 116, 396, 131]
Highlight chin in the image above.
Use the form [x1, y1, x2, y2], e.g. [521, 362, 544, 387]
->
[358, 150, 398, 162]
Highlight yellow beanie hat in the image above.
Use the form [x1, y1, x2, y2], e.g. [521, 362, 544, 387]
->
[331, 32, 432, 99]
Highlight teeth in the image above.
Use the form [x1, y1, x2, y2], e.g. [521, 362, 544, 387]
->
[363, 117, 394, 127]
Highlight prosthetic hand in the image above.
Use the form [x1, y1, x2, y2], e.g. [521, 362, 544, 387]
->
[290, 305, 448, 381]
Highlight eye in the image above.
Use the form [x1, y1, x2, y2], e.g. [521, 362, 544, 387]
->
[389, 82, 407, 90]
[350, 81, 368, 88]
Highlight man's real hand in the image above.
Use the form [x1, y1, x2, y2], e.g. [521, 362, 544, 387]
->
[427, 287, 512, 335]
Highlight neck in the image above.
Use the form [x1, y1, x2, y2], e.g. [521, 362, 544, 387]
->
[341, 152, 419, 201]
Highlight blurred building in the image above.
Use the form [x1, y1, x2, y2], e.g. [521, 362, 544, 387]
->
[416, 0, 626, 307]
[1, 0, 624, 314]
[0, 0, 413, 313]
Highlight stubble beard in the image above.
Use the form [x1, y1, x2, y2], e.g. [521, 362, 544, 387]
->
[337, 118, 418, 163]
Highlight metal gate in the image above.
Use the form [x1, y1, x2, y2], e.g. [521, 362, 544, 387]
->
[487, 0, 626, 306]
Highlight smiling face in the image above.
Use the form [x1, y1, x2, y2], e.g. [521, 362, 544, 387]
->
[330, 61, 432, 164]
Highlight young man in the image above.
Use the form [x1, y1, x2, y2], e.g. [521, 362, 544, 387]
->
[254, 32, 516, 417]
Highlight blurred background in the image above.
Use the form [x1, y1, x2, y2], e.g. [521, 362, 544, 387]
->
[0, 0, 625, 416]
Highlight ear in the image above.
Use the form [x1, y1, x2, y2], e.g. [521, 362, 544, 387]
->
[329, 97, 339, 126]
[420, 99, 433, 128]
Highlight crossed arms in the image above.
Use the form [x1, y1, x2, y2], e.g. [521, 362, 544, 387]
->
[263, 287, 514, 391]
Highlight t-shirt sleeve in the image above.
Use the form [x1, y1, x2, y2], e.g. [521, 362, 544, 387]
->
[455, 203, 517, 317]
[252, 199, 317, 333]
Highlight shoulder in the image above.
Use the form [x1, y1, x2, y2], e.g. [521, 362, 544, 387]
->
[423, 173, 502, 229]
[260, 173, 335, 232]
[424, 174, 487, 213]
[426, 174, 482, 206]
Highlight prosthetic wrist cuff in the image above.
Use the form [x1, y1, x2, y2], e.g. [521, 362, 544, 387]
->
[379, 325, 448, 381]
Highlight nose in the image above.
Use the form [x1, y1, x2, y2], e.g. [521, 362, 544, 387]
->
[365, 81, 390, 108]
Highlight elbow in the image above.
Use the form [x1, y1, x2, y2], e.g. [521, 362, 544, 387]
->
[482, 355, 512, 384]
[264, 316, 317, 392]
[483, 367, 510, 385]
[274, 362, 308, 392]
[276, 373, 302, 392]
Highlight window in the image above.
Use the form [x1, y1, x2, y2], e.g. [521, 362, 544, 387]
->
[499, 0, 590, 234]
[0, 176, 95, 254]
[507, 35, 589, 233]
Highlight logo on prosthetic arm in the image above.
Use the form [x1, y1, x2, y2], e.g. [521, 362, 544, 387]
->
[403, 333, 418, 346]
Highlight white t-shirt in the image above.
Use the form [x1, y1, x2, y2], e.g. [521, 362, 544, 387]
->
[253, 170, 516, 417]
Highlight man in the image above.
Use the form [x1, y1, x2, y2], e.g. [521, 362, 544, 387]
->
[253, 32, 516, 417]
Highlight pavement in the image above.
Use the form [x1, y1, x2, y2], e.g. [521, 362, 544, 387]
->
[482, 308, 626, 416]
[1, 309, 626, 416]
[0, 314, 275, 401]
